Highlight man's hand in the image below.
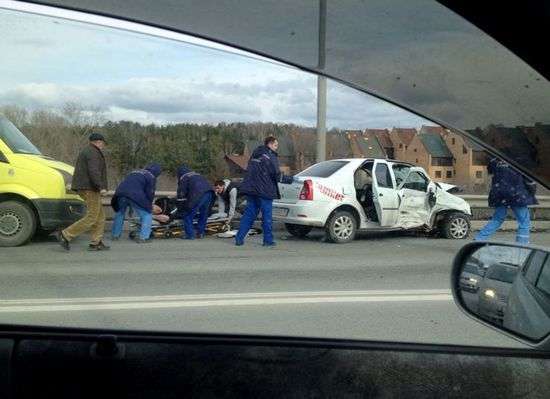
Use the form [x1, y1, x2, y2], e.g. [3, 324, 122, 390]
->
[100, 189, 108, 196]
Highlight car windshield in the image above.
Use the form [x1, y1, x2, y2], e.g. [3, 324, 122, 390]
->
[297, 161, 348, 178]
[0, 117, 41, 155]
[1, 5, 549, 351]
[486, 265, 518, 284]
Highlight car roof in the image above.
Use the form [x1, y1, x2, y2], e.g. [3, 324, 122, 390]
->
[327, 158, 415, 167]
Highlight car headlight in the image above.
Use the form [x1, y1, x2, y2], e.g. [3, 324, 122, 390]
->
[484, 289, 496, 299]
[55, 169, 74, 194]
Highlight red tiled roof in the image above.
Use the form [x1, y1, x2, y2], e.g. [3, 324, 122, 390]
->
[420, 125, 447, 136]
[365, 129, 392, 148]
[391, 128, 417, 145]
[225, 154, 249, 171]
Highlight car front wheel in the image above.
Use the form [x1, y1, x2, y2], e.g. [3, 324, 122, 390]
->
[325, 210, 357, 243]
[441, 212, 470, 239]
[0, 200, 37, 247]
[285, 223, 313, 238]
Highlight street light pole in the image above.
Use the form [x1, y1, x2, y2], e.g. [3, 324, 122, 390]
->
[316, 0, 327, 163]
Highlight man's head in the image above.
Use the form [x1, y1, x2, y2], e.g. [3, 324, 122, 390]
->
[88, 132, 106, 150]
[214, 179, 226, 195]
[264, 136, 279, 152]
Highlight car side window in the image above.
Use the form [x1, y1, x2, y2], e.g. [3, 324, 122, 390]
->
[524, 250, 547, 285]
[402, 171, 428, 192]
[392, 164, 411, 187]
[535, 255, 550, 297]
[375, 163, 393, 189]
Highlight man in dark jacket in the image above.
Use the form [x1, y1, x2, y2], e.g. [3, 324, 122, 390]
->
[57, 133, 109, 251]
[111, 163, 162, 243]
[177, 165, 214, 239]
[235, 136, 293, 247]
[475, 156, 538, 244]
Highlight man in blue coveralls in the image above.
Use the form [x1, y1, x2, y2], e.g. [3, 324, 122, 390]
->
[236, 136, 294, 247]
[176, 165, 215, 239]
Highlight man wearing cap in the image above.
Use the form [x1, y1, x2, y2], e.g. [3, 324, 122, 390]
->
[57, 133, 110, 251]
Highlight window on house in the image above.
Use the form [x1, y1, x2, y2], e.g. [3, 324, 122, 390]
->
[414, 148, 417, 152]
[415, 158, 419, 163]
[476, 171, 483, 179]
[446, 170, 452, 178]
[435, 171, 442, 178]
[399, 143, 403, 149]
[451, 138, 456, 145]
[462, 145, 467, 154]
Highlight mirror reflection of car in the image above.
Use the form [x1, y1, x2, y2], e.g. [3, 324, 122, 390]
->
[0, 116, 85, 246]
[459, 257, 485, 293]
[453, 242, 550, 348]
[274, 158, 471, 243]
[504, 250, 550, 341]
[478, 262, 519, 325]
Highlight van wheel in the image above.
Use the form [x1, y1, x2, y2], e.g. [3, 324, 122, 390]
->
[0, 200, 37, 247]
[285, 223, 313, 238]
[441, 212, 470, 239]
[325, 210, 357, 243]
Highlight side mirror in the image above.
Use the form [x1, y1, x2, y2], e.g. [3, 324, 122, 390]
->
[452, 241, 550, 349]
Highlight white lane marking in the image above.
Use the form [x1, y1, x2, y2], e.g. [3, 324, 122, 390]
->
[0, 290, 452, 313]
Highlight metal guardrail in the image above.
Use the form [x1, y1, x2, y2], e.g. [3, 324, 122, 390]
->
[101, 192, 550, 208]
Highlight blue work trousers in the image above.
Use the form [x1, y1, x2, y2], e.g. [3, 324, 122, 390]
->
[236, 195, 273, 245]
[475, 206, 531, 244]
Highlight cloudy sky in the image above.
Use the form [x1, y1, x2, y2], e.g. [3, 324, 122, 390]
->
[0, 7, 432, 129]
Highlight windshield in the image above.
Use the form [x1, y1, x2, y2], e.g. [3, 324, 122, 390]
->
[1, 6, 549, 351]
[0, 117, 41, 155]
[486, 265, 518, 284]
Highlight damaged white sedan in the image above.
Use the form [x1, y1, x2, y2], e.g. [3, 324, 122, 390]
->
[274, 158, 471, 243]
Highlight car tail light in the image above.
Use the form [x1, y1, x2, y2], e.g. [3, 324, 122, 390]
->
[299, 180, 314, 200]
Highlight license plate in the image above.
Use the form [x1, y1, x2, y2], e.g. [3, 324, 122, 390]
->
[273, 207, 288, 217]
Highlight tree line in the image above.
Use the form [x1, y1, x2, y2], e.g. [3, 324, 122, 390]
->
[0, 104, 320, 187]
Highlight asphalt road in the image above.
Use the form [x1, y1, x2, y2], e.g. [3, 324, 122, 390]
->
[1, 230, 549, 348]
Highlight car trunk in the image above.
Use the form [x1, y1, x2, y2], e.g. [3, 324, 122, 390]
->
[277, 177, 321, 204]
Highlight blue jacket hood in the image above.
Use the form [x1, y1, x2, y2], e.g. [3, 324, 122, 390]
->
[177, 165, 191, 180]
[145, 163, 162, 177]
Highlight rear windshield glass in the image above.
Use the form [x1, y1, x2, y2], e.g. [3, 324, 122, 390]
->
[297, 161, 348, 178]
[487, 265, 518, 283]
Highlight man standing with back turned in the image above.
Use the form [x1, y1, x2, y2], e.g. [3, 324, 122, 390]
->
[236, 136, 293, 247]
[57, 133, 109, 251]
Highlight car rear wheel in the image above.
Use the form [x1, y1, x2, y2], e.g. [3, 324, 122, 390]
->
[285, 223, 313, 238]
[325, 210, 357, 244]
[441, 212, 470, 239]
[0, 200, 37, 247]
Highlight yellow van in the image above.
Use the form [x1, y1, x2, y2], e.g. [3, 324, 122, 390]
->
[0, 116, 85, 246]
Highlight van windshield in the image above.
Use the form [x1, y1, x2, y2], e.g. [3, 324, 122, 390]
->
[0, 117, 41, 155]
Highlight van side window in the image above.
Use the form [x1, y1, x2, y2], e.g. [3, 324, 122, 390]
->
[0, 150, 8, 163]
[375, 163, 393, 188]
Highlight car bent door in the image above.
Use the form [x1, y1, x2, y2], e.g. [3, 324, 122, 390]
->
[372, 161, 399, 227]
[396, 167, 435, 229]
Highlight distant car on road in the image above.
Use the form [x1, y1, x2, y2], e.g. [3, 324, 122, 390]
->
[479, 262, 519, 324]
[274, 158, 471, 243]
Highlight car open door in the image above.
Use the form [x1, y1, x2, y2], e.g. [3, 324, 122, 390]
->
[372, 161, 400, 226]
[396, 168, 435, 228]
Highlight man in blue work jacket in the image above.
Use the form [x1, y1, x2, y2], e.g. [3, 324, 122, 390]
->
[111, 163, 162, 243]
[176, 165, 214, 239]
[236, 136, 293, 247]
